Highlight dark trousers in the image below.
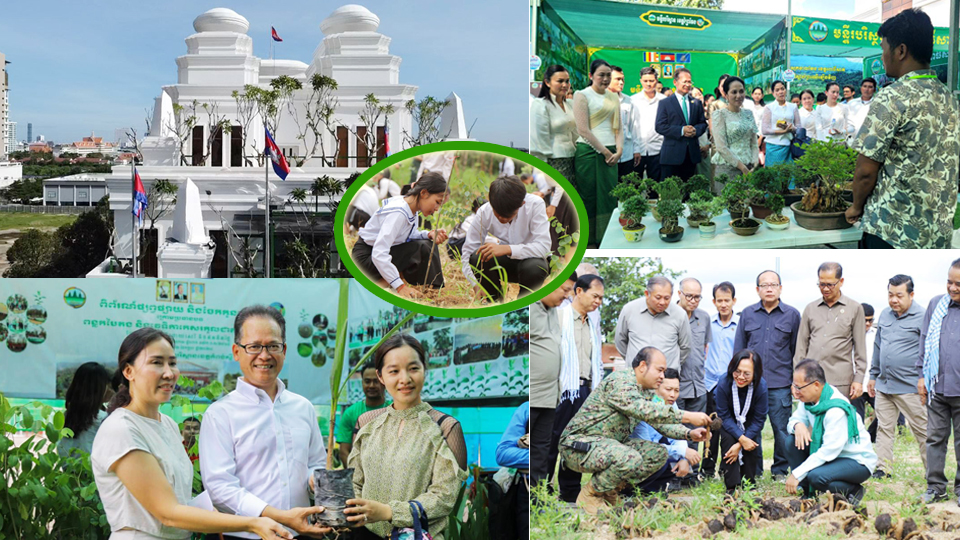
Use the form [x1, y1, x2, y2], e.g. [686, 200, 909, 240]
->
[468, 252, 549, 302]
[677, 393, 707, 414]
[925, 393, 960, 495]
[620, 457, 678, 495]
[636, 154, 662, 184]
[719, 427, 762, 491]
[548, 382, 591, 502]
[859, 232, 894, 249]
[701, 389, 721, 477]
[661, 156, 696, 184]
[446, 237, 466, 259]
[768, 387, 793, 477]
[352, 239, 444, 288]
[530, 407, 556, 489]
[618, 159, 636, 181]
[517, 480, 529, 540]
[785, 433, 871, 497]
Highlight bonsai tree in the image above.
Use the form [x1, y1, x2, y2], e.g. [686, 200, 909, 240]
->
[684, 174, 712, 200]
[794, 140, 857, 213]
[766, 193, 789, 224]
[748, 166, 788, 207]
[687, 190, 725, 227]
[620, 194, 648, 229]
[655, 176, 685, 233]
[721, 176, 760, 225]
[610, 177, 641, 203]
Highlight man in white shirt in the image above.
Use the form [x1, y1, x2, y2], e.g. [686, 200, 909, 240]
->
[499, 157, 515, 177]
[609, 66, 641, 182]
[417, 151, 457, 181]
[631, 67, 666, 186]
[462, 175, 552, 302]
[200, 305, 330, 539]
[846, 78, 876, 145]
[374, 169, 401, 200]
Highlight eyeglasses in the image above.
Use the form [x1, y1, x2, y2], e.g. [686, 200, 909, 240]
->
[758, 283, 780, 290]
[680, 292, 702, 302]
[733, 370, 753, 380]
[792, 380, 817, 391]
[817, 281, 840, 289]
[236, 342, 285, 355]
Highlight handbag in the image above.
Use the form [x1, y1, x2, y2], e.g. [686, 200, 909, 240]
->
[390, 501, 433, 540]
[790, 127, 810, 159]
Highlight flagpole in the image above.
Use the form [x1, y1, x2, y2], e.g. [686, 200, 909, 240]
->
[265, 132, 271, 278]
[131, 161, 138, 278]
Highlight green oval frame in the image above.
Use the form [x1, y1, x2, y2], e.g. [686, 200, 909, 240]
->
[334, 141, 589, 318]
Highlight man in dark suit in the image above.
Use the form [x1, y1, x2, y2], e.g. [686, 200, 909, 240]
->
[655, 68, 708, 184]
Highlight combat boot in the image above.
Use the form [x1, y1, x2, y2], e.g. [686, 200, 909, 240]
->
[577, 479, 616, 515]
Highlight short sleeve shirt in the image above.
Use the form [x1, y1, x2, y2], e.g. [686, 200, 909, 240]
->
[92, 408, 193, 539]
[851, 69, 960, 249]
[336, 399, 391, 444]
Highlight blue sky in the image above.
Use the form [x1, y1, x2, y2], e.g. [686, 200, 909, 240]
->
[1, 1, 528, 147]
[722, 0, 864, 18]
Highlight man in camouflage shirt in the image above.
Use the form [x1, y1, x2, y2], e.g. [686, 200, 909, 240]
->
[560, 346, 711, 514]
[845, 9, 960, 249]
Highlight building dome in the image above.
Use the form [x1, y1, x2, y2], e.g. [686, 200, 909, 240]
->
[320, 4, 380, 35]
[193, 8, 250, 34]
[260, 59, 309, 79]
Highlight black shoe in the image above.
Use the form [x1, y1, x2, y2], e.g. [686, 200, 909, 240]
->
[771, 474, 786, 482]
[921, 489, 948, 504]
[846, 485, 865, 507]
[872, 469, 889, 479]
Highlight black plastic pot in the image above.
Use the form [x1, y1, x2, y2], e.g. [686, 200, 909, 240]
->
[658, 226, 684, 243]
[313, 468, 355, 528]
[728, 207, 750, 221]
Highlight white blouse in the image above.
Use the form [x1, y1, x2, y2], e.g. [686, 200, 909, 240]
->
[358, 196, 430, 290]
[761, 102, 801, 147]
[530, 93, 577, 160]
[575, 87, 617, 148]
[799, 107, 818, 141]
[813, 103, 850, 143]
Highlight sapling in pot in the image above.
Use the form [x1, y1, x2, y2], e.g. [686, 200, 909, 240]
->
[765, 193, 790, 227]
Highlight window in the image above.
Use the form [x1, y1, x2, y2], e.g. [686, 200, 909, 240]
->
[230, 125, 243, 167]
[356, 126, 368, 167]
[191, 126, 204, 166]
[211, 126, 223, 167]
[336, 126, 348, 167]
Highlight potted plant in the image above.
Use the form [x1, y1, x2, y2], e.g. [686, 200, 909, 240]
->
[791, 140, 858, 231]
[655, 176, 685, 242]
[610, 174, 642, 216]
[765, 193, 791, 230]
[720, 175, 755, 221]
[747, 167, 787, 220]
[683, 173, 712, 201]
[313, 279, 415, 528]
[687, 191, 726, 239]
[620, 194, 648, 242]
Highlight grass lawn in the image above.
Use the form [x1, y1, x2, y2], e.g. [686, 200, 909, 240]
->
[533, 405, 960, 539]
[0, 212, 77, 231]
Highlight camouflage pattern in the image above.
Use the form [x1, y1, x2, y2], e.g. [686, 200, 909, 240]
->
[559, 370, 690, 492]
[851, 69, 960, 249]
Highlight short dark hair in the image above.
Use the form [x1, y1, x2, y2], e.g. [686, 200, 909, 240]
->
[361, 360, 377, 375]
[825, 82, 840, 93]
[816, 92, 827, 102]
[723, 76, 745, 95]
[374, 333, 425, 373]
[862, 303, 875, 318]
[663, 368, 680, 381]
[771, 80, 786, 93]
[183, 416, 201, 426]
[818, 262, 843, 279]
[611, 65, 623, 74]
[727, 349, 763, 386]
[488, 175, 527, 217]
[632, 346, 661, 369]
[567, 272, 578, 282]
[843, 84, 857, 93]
[801, 89, 816, 101]
[576, 274, 604, 293]
[889, 274, 914, 293]
[795, 359, 826, 385]
[673, 67, 692, 81]
[234, 305, 286, 344]
[640, 66, 658, 78]
[951, 257, 960, 269]
[713, 281, 736, 299]
[878, 8, 934, 65]
[861, 77, 877, 89]
[589, 59, 611, 75]
[756, 270, 781, 286]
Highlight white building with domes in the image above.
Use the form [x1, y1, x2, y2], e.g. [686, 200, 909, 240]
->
[94, 4, 462, 278]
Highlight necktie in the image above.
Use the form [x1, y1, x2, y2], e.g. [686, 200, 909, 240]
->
[681, 96, 689, 124]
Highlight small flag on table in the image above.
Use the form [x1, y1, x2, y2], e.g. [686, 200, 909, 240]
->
[264, 127, 290, 180]
[133, 168, 148, 226]
[271, 26, 283, 42]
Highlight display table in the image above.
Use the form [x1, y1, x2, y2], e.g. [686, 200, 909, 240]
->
[599, 207, 863, 249]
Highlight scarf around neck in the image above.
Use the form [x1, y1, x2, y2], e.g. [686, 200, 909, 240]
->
[732, 381, 753, 465]
[558, 305, 602, 403]
[588, 89, 621, 134]
[805, 384, 859, 454]
[923, 295, 951, 405]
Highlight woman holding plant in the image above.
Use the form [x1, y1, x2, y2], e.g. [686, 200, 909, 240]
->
[345, 333, 468, 539]
[761, 80, 801, 167]
[712, 77, 759, 192]
[573, 59, 622, 245]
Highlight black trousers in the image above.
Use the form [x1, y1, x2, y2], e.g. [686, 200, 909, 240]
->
[700, 389, 721, 477]
[661, 156, 697, 183]
[468, 252, 549, 302]
[530, 407, 556, 489]
[618, 159, 636, 181]
[636, 154, 662, 183]
[859, 232, 894, 249]
[548, 382, 591, 502]
[719, 427, 762, 491]
[446, 237, 466, 259]
[786, 433, 870, 497]
[517, 480, 529, 540]
[352, 239, 444, 289]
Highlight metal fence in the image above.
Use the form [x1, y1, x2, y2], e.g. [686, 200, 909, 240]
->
[0, 204, 93, 215]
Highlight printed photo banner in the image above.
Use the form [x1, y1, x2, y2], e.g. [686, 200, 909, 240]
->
[0, 280, 527, 405]
[739, 20, 786, 81]
[787, 55, 864, 97]
[535, 5, 590, 90]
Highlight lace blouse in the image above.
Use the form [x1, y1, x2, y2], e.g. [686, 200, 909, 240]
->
[712, 108, 759, 169]
[530, 94, 577, 160]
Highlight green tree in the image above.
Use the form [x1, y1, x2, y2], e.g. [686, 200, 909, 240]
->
[584, 257, 683, 341]
[3, 229, 58, 277]
[1, 178, 43, 203]
[290, 74, 340, 167]
[403, 96, 450, 147]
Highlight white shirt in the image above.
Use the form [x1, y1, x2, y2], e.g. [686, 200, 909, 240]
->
[92, 408, 194, 539]
[847, 98, 873, 143]
[352, 185, 380, 217]
[631, 91, 666, 156]
[448, 213, 499, 244]
[618, 93, 640, 162]
[761, 102, 800, 146]
[377, 177, 401, 200]
[575, 87, 617, 148]
[200, 378, 325, 539]
[861, 326, 877, 386]
[814, 103, 850, 143]
[799, 107, 818, 141]
[460, 193, 552, 286]
[530, 94, 577, 160]
[499, 158, 515, 176]
[417, 151, 456, 180]
[533, 171, 563, 207]
[358, 196, 430, 290]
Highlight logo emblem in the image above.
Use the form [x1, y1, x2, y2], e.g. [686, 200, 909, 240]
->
[809, 21, 828, 42]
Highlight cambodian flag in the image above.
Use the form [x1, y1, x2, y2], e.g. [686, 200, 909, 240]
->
[271, 27, 282, 42]
[264, 126, 290, 180]
[133, 168, 148, 226]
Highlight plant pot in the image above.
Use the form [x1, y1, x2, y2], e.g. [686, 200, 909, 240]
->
[687, 216, 707, 229]
[730, 217, 762, 236]
[728, 207, 750, 221]
[651, 206, 662, 222]
[842, 189, 853, 203]
[659, 225, 684, 243]
[312, 468, 355, 528]
[789, 201, 853, 231]
[765, 214, 790, 230]
[784, 192, 803, 207]
[699, 222, 717, 238]
[623, 224, 646, 242]
[618, 216, 637, 229]
[750, 204, 772, 220]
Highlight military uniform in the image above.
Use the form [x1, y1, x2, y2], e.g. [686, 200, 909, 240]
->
[559, 370, 692, 493]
